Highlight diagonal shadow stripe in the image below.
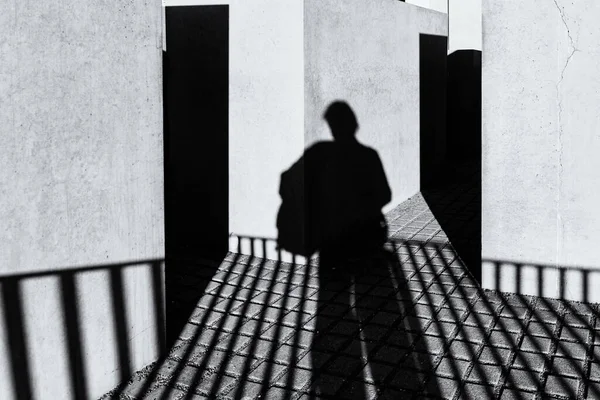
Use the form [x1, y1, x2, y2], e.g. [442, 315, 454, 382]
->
[256, 253, 298, 397]
[494, 261, 600, 398]
[384, 242, 444, 398]
[181, 241, 263, 399]
[110, 268, 132, 385]
[60, 272, 89, 400]
[204, 239, 270, 397]
[1, 278, 34, 400]
[156, 248, 243, 400]
[152, 261, 167, 356]
[444, 254, 583, 399]
[433, 246, 549, 398]
[406, 241, 495, 399]
[231, 250, 288, 400]
[280, 255, 312, 398]
[420, 243, 529, 400]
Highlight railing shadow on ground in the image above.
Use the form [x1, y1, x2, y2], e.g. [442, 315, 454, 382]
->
[5, 238, 599, 399]
[484, 259, 600, 305]
[388, 239, 600, 399]
[0, 259, 166, 400]
[481, 258, 600, 399]
[110, 234, 600, 399]
[131, 234, 443, 399]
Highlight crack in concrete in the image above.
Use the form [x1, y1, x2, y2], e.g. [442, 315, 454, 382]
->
[551, 0, 578, 268]
[553, 0, 578, 108]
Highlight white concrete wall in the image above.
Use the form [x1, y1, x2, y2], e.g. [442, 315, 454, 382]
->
[482, 0, 600, 302]
[0, 0, 164, 398]
[449, 0, 481, 53]
[165, 0, 305, 260]
[164, 1, 447, 261]
[305, 0, 448, 213]
[407, 0, 483, 53]
[407, 0, 448, 14]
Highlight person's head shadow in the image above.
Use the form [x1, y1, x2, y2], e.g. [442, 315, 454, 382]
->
[324, 100, 359, 143]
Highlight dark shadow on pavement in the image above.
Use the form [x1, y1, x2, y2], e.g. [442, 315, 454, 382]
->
[421, 48, 482, 283]
[91, 238, 600, 399]
[422, 161, 482, 282]
[276, 101, 441, 398]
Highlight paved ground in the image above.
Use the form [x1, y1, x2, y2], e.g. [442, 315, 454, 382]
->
[105, 167, 600, 400]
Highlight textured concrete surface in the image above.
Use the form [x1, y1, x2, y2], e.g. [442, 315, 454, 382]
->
[407, 0, 448, 14]
[482, 0, 600, 301]
[408, 0, 483, 54]
[108, 190, 600, 399]
[409, 0, 484, 54]
[226, 0, 305, 253]
[165, 0, 305, 259]
[305, 0, 447, 213]
[448, 0, 482, 54]
[0, 1, 164, 398]
[164, 0, 446, 261]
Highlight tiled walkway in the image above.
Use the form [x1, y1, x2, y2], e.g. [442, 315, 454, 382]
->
[106, 179, 600, 399]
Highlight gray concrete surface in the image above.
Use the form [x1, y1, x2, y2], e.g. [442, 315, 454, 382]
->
[407, 0, 448, 14]
[448, 0, 481, 54]
[0, 1, 165, 398]
[224, 0, 305, 256]
[482, 0, 600, 301]
[305, 0, 447, 214]
[165, 0, 305, 262]
[164, 0, 447, 263]
[408, 0, 483, 54]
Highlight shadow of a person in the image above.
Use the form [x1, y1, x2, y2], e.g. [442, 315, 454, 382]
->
[277, 101, 420, 398]
[276, 101, 391, 260]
